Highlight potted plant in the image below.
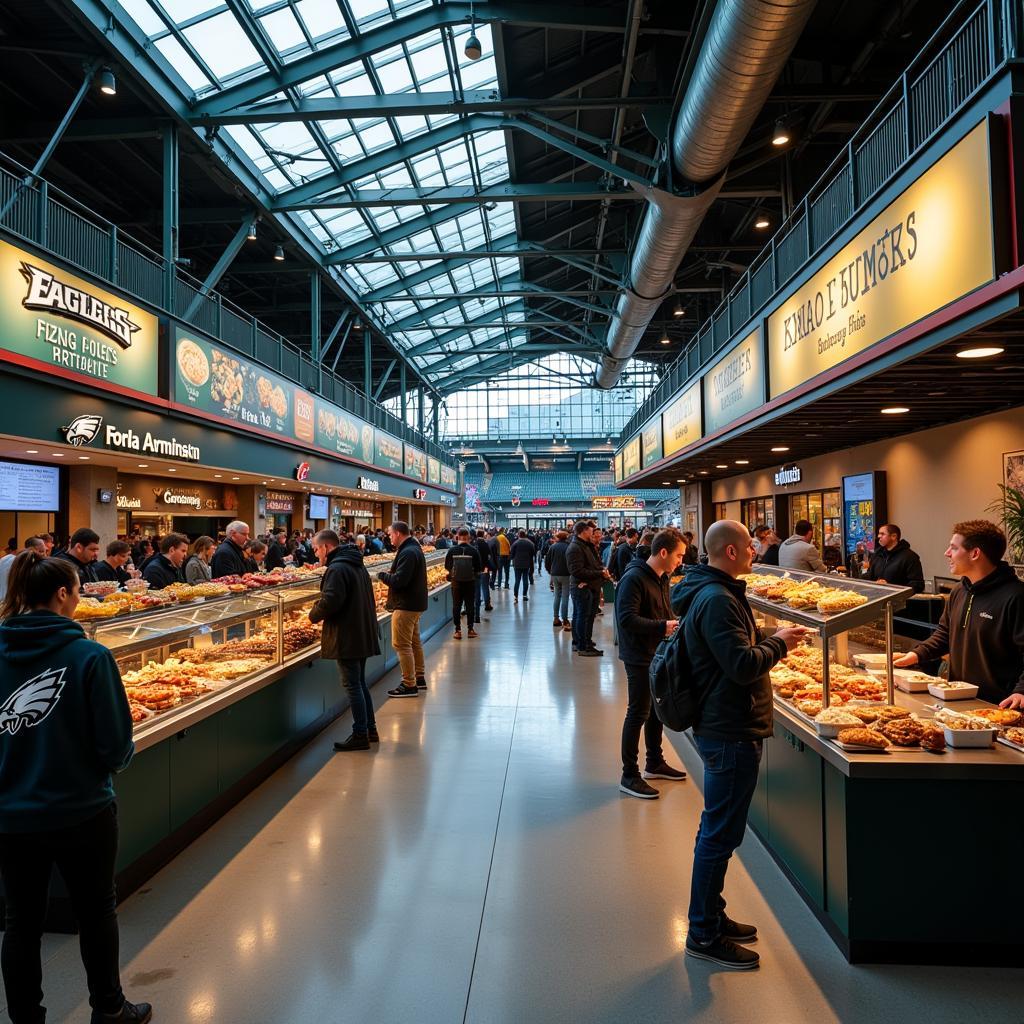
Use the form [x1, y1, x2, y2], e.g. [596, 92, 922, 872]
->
[989, 485, 1024, 567]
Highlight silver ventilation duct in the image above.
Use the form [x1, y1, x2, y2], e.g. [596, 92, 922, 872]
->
[594, 0, 818, 389]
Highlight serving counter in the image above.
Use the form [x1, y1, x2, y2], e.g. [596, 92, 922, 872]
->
[676, 566, 1024, 965]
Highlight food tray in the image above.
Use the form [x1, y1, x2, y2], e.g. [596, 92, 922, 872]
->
[927, 681, 979, 701]
[831, 739, 889, 754]
[853, 653, 890, 669]
[996, 735, 1024, 754]
[942, 726, 997, 748]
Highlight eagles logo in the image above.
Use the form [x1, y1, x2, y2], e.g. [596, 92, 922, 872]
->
[0, 667, 66, 736]
[61, 414, 103, 447]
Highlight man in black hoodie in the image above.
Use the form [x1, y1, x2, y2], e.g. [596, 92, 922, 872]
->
[309, 530, 382, 751]
[896, 519, 1024, 707]
[612, 527, 639, 580]
[473, 528, 495, 620]
[445, 528, 482, 638]
[377, 521, 428, 698]
[567, 521, 610, 655]
[210, 521, 251, 579]
[866, 523, 925, 593]
[615, 528, 688, 799]
[510, 529, 536, 604]
[54, 527, 100, 586]
[142, 533, 188, 590]
[675, 521, 809, 970]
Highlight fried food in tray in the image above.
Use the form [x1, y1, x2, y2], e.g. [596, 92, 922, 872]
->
[128, 701, 152, 724]
[815, 707, 864, 727]
[920, 727, 946, 753]
[874, 704, 911, 722]
[848, 706, 881, 724]
[123, 684, 181, 711]
[73, 598, 123, 620]
[1002, 726, 1024, 745]
[837, 727, 890, 749]
[880, 717, 926, 746]
[932, 707, 992, 731]
[970, 708, 1022, 727]
[817, 591, 869, 615]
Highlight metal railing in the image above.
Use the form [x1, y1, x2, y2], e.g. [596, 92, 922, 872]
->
[619, 0, 1019, 445]
[0, 155, 452, 468]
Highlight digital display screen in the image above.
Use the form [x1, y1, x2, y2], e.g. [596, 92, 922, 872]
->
[0, 461, 59, 511]
[308, 493, 329, 519]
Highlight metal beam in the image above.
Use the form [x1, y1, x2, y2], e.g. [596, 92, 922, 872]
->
[319, 312, 348, 365]
[162, 122, 178, 311]
[364, 331, 372, 399]
[349, 245, 629, 263]
[2, 117, 163, 143]
[374, 286, 619, 301]
[328, 204, 470, 265]
[400, 362, 407, 421]
[192, 92, 673, 125]
[310, 272, 321, 361]
[183, 217, 253, 323]
[373, 359, 397, 402]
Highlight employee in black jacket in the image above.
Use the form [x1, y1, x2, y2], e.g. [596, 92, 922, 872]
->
[377, 521, 428, 698]
[93, 541, 133, 586]
[309, 530, 382, 752]
[142, 533, 188, 590]
[54, 527, 101, 587]
[674, 521, 809, 970]
[445, 527, 482, 639]
[866, 524, 925, 593]
[615, 529, 688, 800]
[510, 529, 536, 605]
[545, 529, 571, 629]
[567, 520, 610, 656]
[210, 521, 251, 579]
[896, 519, 1024, 707]
[0, 551, 151, 1024]
[265, 530, 289, 572]
[473, 529, 495, 619]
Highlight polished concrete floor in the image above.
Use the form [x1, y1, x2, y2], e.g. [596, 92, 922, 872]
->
[21, 582, 1023, 1024]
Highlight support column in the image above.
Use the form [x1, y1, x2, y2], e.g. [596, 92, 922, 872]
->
[400, 362, 407, 422]
[417, 389, 425, 434]
[363, 331, 372, 414]
[162, 122, 179, 311]
[432, 401, 439, 440]
[310, 273, 321, 362]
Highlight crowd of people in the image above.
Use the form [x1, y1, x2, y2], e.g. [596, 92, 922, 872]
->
[0, 510, 1021, 1020]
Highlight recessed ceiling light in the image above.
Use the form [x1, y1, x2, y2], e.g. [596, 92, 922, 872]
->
[137, 464, 148, 468]
[716, 464, 728, 469]
[78, 455, 90, 460]
[881, 406, 910, 414]
[676, 479, 686, 483]
[51, 452, 64, 457]
[927, 391, 947, 397]
[735, 459, 749, 465]
[771, 446, 790, 452]
[262, 481, 268, 485]
[956, 346, 1004, 359]
[168, 468, 176, 472]
[25, 449, 38, 454]
[662, 481, 672, 485]
[699, 470, 708, 474]
[232, 476, 240, 480]
[214, 474, 222, 478]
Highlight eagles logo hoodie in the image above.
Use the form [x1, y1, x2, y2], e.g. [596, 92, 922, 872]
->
[0, 610, 134, 833]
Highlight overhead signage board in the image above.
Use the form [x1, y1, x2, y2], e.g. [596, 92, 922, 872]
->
[373, 428, 403, 475]
[642, 418, 663, 468]
[428, 457, 440, 485]
[767, 120, 995, 400]
[615, 452, 624, 484]
[440, 463, 457, 490]
[0, 460, 59, 512]
[314, 400, 374, 463]
[774, 466, 802, 486]
[404, 445, 427, 482]
[60, 412, 201, 462]
[703, 328, 764, 435]
[662, 380, 702, 457]
[593, 495, 645, 510]
[621, 435, 641, 479]
[0, 239, 159, 396]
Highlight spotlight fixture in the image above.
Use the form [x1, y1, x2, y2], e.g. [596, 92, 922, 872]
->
[247, 220, 258, 241]
[273, 244, 285, 261]
[673, 300, 685, 317]
[771, 446, 790, 452]
[98, 67, 117, 96]
[881, 406, 910, 414]
[771, 119, 790, 146]
[754, 214, 771, 230]
[956, 346, 1004, 359]
[660, 334, 671, 345]
[465, 4, 482, 60]
[735, 459, 750, 465]
[715, 464, 728, 469]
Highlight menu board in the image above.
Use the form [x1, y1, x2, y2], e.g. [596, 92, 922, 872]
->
[404, 445, 428, 482]
[615, 452, 623, 484]
[174, 328, 314, 442]
[662, 381, 702, 457]
[703, 328, 764, 435]
[0, 460, 59, 511]
[374, 429, 403, 474]
[621, 435, 641, 479]
[440, 463, 457, 490]
[642, 418, 663, 468]
[428, 457, 440, 485]
[593, 495, 645, 510]
[842, 472, 886, 557]
[314, 399, 374, 462]
[0, 239, 159, 395]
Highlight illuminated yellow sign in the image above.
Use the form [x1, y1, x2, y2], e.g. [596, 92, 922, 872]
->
[767, 120, 995, 399]
[614, 452, 623, 483]
[642, 419, 663, 467]
[621, 435, 641, 478]
[662, 380, 702, 457]
[593, 495, 644, 510]
[703, 328, 764, 435]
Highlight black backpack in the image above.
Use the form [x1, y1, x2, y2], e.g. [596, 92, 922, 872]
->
[648, 620, 704, 732]
[450, 552, 476, 583]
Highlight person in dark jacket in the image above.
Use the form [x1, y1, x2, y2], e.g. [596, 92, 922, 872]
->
[445, 528, 482, 638]
[674, 521, 809, 970]
[265, 530, 289, 572]
[567, 521, 610, 656]
[615, 529, 688, 800]
[54, 527, 100, 587]
[866, 524, 925, 593]
[0, 552, 151, 1024]
[545, 529, 572, 629]
[896, 519, 1024, 707]
[754, 526, 781, 567]
[93, 540, 133, 586]
[309, 530, 382, 752]
[682, 531, 699, 566]
[509, 530, 536, 604]
[377, 522, 428, 698]
[612, 528, 640, 581]
[473, 529, 495, 619]
[210, 521, 251, 579]
[141, 533, 188, 590]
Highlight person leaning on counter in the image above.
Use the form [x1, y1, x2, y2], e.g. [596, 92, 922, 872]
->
[895, 519, 1024, 708]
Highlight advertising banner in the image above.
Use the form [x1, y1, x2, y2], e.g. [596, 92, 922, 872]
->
[373, 429, 403, 474]
[404, 445, 428, 482]
[642, 418, 663, 468]
[703, 328, 764, 435]
[593, 495, 645, 510]
[440, 463, 458, 490]
[428, 456, 440, 485]
[767, 120, 995, 399]
[662, 381, 702, 457]
[314, 400, 374, 463]
[0, 239, 159, 395]
[615, 452, 624, 484]
[621, 435, 641, 479]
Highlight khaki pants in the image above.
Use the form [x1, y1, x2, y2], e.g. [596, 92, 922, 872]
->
[391, 609, 425, 687]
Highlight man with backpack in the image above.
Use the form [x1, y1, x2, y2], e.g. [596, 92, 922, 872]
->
[615, 528, 688, 799]
[672, 520, 809, 970]
[445, 527, 482, 639]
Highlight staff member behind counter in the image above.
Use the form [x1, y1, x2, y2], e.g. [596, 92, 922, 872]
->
[895, 519, 1024, 708]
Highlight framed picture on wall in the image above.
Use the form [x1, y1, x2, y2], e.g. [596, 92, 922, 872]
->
[1003, 450, 1024, 492]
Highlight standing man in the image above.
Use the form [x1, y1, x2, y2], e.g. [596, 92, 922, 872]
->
[612, 527, 640, 580]
[377, 521, 428, 697]
[682, 531, 699, 566]
[496, 529, 511, 588]
[753, 526, 781, 566]
[54, 528, 100, 586]
[93, 541, 133, 586]
[545, 529, 572, 630]
[142, 533, 188, 589]
[211, 521, 251, 578]
[675, 520, 810, 969]
[615, 529, 688, 799]
[309, 529, 382, 752]
[867, 524, 925, 593]
[567, 521, 610, 656]
[265, 530, 290, 571]
[510, 529, 536, 605]
[778, 519, 826, 573]
[445, 527, 482, 639]
[473, 528, 495, 620]
[896, 519, 1024, 707]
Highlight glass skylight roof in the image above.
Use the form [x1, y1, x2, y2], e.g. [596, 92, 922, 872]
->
[117, 0, 529, 384]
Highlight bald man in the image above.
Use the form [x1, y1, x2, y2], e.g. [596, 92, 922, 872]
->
[674, 520, 810, 970]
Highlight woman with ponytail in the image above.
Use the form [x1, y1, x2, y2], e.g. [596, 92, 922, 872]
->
[0, 551, 151, 1024]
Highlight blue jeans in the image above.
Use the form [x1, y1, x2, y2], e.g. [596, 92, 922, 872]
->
[513, 565, 530, 598]
[687, 736, 763, 943]
[476, 572, 491, 613]
[570, 586, 594, 648]
[499, 556, 511, 586]
[550, 575, 570, 620]
[338, 658, 375, 736]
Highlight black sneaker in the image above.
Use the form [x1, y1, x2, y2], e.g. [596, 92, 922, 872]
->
[523, 595, 529, 601]
[416, 677, 427, 690]
[588, 646, 604, 656]
[577, 648, 600, 657]
[333, 733, 370, 752]
[619, 775, 659, 799]
[368, 728, 380, 743]
[685, 935, 760, 970]
[388, 684, 418, 698]
[721, 915, 758, 944]
[642, 762, 687, 781]
[485, 605, 494, 612]
[92, 1001, 153, 1024]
